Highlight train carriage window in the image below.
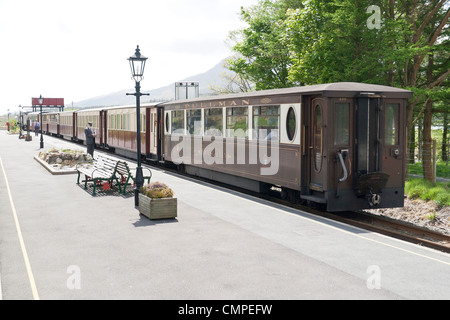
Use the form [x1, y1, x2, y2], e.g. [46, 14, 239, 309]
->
[141, 114, 146, 133]
[385, 104, 399, 145]
[226, 107, 248, 138]
[187, 109, 202, 135]
[313, 104, 323, 172]
[253, 105, 280, 140]
[286, 107, 296, 141]
[165, 113, 170, 133]
[205, 108, 223, 136]
[171, 110, 185, 134]
[334, 102, 350, 146]
[116, 115, 121, 130]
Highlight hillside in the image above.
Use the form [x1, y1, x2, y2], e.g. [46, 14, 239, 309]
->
[73, 59, 233, 108]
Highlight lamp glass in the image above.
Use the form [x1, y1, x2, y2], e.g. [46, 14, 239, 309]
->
[128, 45, 147, 82]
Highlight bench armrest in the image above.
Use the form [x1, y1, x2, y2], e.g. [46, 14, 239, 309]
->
[130, 167, 152, 178]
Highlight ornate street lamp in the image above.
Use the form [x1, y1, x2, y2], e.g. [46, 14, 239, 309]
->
[39, 95, 44, 149]
[127, 45, 149, 207]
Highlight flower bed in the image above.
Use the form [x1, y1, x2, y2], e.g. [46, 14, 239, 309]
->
[38, 148, 92, 169]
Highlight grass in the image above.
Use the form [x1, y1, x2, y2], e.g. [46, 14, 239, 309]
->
[405, 178, 450, 208]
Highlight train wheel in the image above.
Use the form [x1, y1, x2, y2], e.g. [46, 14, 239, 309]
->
[282, 188, 300, 204]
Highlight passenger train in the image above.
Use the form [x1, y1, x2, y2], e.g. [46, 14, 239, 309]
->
[32, 82, 413, 212]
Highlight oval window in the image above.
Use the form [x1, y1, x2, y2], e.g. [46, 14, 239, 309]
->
[286, 106, 296, 141]
[165, 113, 169, 133]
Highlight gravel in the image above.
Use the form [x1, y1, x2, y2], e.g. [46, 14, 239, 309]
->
[366, 199, 450, 235]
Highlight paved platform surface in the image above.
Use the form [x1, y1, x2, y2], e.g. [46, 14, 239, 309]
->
[1, 131, 450, 300]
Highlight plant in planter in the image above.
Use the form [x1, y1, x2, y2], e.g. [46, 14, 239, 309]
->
[138, 182, 177, 220]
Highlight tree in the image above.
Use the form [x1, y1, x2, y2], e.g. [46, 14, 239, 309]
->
[209, 60, 253, 95]
[227, 0, 303, 90]
[402, 0, 449, 181]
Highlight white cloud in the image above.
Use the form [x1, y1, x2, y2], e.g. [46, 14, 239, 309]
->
[0, 0, 257, 115]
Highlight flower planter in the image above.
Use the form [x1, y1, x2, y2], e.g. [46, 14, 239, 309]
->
[138, 194, 177, 220]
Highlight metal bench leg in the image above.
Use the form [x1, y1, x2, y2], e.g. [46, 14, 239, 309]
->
[120, 177, 130, 195]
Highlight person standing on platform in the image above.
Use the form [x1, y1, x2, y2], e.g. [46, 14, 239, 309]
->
[85, 121, 96, 157]
[34, 121, 40, 136]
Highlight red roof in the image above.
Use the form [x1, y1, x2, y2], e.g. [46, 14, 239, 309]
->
[32, 97, 64, 106]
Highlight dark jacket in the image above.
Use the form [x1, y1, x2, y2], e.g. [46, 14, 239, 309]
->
[85, 126, 95, 145]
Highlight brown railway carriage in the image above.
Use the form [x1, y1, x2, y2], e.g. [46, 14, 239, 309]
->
[161, 82, 412, 212]
[35, 82, 411, 212]
[41, 112, 60, 136]
[59, 111, 77, 140]
[105, 103, 160, 160]
[76, 108, 106, 147]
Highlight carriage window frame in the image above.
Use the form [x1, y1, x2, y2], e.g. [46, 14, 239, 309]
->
[204, 108, 223, 137]
[187, 109, 202, 135]
[253, 105, 280, 141]
[165, 113, 170, 133]
[141, 113, 146, 133]
[334, 102, 350, 146]
[171, 110, 185, 134]
[286, 106, 296, 142]
[313, 104, 323, 173]
[226, 107, 248, 138]
[385, 103, 400, 146]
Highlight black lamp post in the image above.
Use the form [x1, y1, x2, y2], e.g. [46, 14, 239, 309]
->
[127, 45, 149, 207]
[39, 95, 44, 149]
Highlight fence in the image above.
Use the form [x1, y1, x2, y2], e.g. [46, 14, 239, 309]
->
[407, 140, 449, 184]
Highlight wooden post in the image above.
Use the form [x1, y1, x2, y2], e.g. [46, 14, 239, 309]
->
[432, 140, 437, 185]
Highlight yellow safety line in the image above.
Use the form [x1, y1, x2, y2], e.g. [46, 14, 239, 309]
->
[0, 157, 40, 300]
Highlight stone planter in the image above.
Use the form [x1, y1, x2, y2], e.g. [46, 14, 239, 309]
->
[138, 194, 177, 220]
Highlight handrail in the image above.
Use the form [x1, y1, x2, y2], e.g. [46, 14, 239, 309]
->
[338, 150, 348, 182]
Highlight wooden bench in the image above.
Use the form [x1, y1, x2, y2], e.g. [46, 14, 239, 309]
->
[114, 161, 152, 195]
[76, 154, 120, 196]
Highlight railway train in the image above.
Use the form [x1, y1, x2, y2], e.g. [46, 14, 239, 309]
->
[32, 82, 413, 212]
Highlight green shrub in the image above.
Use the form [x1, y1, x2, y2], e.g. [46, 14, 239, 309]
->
[406, 178, 450, 207]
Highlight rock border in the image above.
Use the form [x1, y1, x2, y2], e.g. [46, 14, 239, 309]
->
[34, 149, 93, 175]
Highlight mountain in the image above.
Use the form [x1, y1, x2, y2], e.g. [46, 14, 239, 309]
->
[73, 59, 233, 108]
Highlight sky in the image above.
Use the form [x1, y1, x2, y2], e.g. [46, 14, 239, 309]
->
[0, 0, 259, 115]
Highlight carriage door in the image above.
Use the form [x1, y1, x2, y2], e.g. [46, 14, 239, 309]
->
[149, 107, 158, 156]
[355, 95, 382, 175]
[382, 100, 403, 187]
[355, 95, 388, 202]
[309, 98, 326, 192]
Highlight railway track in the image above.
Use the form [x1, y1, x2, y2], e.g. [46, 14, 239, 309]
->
[154, 162, 450, 254]
[297, 206, 450, 254]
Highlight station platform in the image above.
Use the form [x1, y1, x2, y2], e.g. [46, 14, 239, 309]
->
[1, 130, 450, 301]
